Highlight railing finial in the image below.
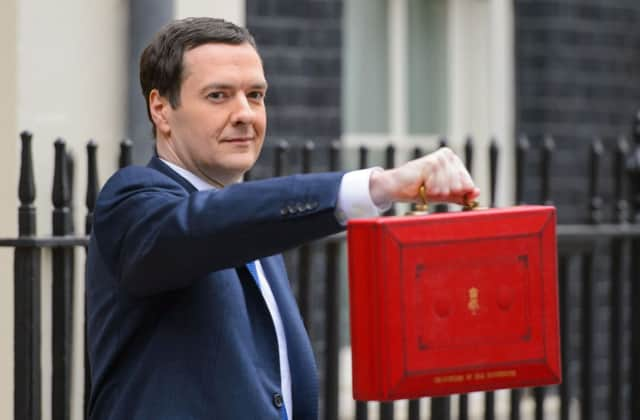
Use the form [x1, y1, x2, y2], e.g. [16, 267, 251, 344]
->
[119, 139, 133, 169]
[302, 140, 315, 174]
[86, 140, 99, 234]
[19, 131, 36, 207]
[435, 138, 448, 213]
[589, 137, 604, 224]
[541, 135, 555, 206]
[18, 131, 37, 236]
[628, 110, 640, 223]
[358, 145, 368, 170]
[614, 136, 629, 223]
[464, 135, 473, 173]
[489, 137, 499, 208]
[274, 140, 289, 177]
[52, 139, 70, 210]
[385, 144, 395, 216]
[516, 134, 530, 205]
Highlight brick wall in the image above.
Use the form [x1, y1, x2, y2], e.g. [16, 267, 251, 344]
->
[246, 0, 342, 148]
[515, 2, 640, 419]
[515, 0, 640, 223]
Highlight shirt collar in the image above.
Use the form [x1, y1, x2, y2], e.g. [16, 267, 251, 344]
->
[159, 159, 216, 192]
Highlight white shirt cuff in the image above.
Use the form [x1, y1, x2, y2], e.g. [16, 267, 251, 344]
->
[334, 168, 392, 225]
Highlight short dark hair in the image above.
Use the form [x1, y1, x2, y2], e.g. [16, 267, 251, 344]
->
[139, 17, 257, 137]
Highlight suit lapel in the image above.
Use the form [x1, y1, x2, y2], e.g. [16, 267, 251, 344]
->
[147, 156, 197, 193]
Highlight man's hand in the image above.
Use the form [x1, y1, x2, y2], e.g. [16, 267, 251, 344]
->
[369, 147, 480, 207]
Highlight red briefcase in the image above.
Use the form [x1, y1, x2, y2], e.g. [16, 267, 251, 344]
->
[347, 205, 561, 401]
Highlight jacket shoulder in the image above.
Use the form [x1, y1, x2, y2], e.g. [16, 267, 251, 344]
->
[98, 165, 183, 198]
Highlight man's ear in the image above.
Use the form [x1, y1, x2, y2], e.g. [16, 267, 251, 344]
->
[149, 89, 171, 138]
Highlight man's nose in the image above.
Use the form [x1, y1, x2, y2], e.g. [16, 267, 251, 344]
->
[230, 94, 255, 125]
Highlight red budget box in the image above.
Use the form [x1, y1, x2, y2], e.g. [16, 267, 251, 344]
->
[347, 205, 561, 401]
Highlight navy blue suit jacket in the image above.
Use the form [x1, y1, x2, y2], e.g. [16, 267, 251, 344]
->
[86, 157, 345, 419]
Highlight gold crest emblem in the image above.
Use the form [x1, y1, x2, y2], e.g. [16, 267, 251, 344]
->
[468, 287, 480, 315]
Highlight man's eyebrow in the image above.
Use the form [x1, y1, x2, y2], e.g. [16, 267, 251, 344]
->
[253, 82, 269, 90]
[200, 83, 234, 93]
[200, 82, 268, 93]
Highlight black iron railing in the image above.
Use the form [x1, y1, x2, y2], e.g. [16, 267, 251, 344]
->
[3, 110, 640, 420]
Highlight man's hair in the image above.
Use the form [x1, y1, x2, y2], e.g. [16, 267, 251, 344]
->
[140, 17, 257, 137]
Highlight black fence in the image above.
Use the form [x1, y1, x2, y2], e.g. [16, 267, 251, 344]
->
[2, 113, 639, 420]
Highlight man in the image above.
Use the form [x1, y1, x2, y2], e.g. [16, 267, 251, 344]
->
[86, 17, 479, 420]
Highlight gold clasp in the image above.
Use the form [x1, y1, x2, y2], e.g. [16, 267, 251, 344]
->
[404, 188, 485, 216]
[462, 193, 485, 211]
[462, 199, 479, 211]
[405, 185, 429, 216]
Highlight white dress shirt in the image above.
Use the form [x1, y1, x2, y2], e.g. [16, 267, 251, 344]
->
[160, 159, 388, 419]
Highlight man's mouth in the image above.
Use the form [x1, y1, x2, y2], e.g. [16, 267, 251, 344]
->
[222, 137, 254, 143]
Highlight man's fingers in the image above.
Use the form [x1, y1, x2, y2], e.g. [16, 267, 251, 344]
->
[418, 148, 478, 204]
[396, 147, 479, 205]
[460, 169, 474, 190]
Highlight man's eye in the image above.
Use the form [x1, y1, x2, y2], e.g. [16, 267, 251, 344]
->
[248, 91, 265, 100]
[207, 92, 225, 100]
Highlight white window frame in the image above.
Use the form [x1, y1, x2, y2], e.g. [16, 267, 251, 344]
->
[342, 0, 515, 206]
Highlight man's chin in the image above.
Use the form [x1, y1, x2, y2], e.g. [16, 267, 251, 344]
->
[221, 161, 257, 182]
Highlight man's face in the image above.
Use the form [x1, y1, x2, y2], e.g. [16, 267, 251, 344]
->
[155, 42, 267, 185]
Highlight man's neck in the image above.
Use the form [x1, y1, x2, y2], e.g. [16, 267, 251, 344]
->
[156, 138, 239, 187]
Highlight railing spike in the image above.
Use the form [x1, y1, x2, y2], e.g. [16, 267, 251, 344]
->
[516, 134, 530, 205]
[302, 141, 315, 174]
[329, 140, 340, 171]
[274, 140, 289, 177]
[19, 131, 36, 208]
[86, 140, 99, 235]
[119, 139, 133, 168]
[435, 138, 449, 213]
[52, 139, 70, 210]
[628, 110, 640, 223]
[66, 151, 76, 234]
[464, 135, 473, 173]
[385, 144, 396, 216]
[489, 138, 499, 208]
[18, 131, 37, 237]
[413, 146, 423, 160]
[358, 145, 368, 170]
[589, 137, 604, 224]
[541, 135, 555, 206]
[385, 143, 395, 169]
[613, 137, 629, 224]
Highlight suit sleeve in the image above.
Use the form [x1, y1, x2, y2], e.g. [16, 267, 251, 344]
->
[93, 166, 345, 296]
